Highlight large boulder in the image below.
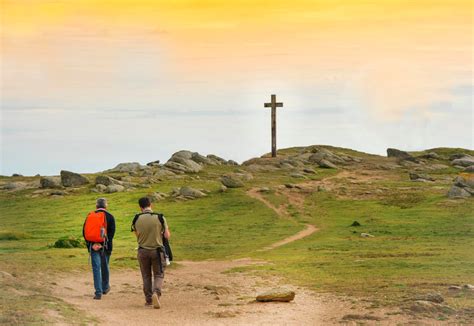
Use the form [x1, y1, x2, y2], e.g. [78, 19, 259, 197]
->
[60, 170, 89, 187]
[164, 160, 202, 173]
[40, 176, 62, 189]
[387, 148, 417, 162]
[317, 159, 338, 169]
[170, 150, 193, 160]
[95, 175, 122, 186]
[191, 152, 215, 165]
[221, 174, 245, 188]
[256, 289, 295, 302]
[2, 182, 28, 191]
[452, 156, 474, 167]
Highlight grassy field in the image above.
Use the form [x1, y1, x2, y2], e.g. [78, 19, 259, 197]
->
[1, 146, 473, 323]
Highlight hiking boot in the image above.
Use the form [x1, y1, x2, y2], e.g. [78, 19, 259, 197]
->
[93, 294, 102, 300]
[152, 293, 161, 309]
[103, 287, 110, 295]
[144, 301, 152, 307]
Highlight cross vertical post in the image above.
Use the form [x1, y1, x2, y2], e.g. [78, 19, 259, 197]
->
[264, 94, 283, 157]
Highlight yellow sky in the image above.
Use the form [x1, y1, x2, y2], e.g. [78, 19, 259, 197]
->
[1, 0, 472, 120]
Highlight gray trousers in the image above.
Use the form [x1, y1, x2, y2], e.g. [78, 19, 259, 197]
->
[137, 248, 166, 302]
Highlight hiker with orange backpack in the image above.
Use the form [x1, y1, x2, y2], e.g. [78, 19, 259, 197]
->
[83, 198, 116, 300]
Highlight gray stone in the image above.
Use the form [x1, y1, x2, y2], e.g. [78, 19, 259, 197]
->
[191, 152, 214, 165]
[179, 187, 206, 198]
[450, 153, 468, 160]
[447, 185, 471, 199]
[106, 184, 125, 193]
[171, 150, 193, 160]
[227, 160, 239, 166]
[448, 286, 462, 291]
[257, 187, 270, 193]
[414, 293, 444, 303]
[360, 233, 374, 238]
[220, 185, 227, 192]
[165, 157, 202, 173]
[95, 175, 122, 186]
[303, 168, 316, 174]
[221, 174, 244, 188]
[50, 190, 66, 196]
[256, 289, 295, 302]
[109, 162, 146, 173]
[40, 176, 62, 189]
[451, 156, 474, 167]
[60, 170, 89, 187]
[463, 284, 474, 290]
[11, 173, 23, 177]
[207, 154, 228, 165]
[387, 148, 417, 162]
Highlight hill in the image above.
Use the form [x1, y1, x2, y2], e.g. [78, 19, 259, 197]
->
[0, 145, 473, 324]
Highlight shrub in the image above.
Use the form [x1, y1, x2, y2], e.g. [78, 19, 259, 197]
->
[52, 236, 84, 248]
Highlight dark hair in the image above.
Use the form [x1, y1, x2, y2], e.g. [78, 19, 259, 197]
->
[96, 198, 107, 209]
[138, 197, 151, 209]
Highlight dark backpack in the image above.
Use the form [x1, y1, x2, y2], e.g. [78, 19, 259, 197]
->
[131, 212, 173, 261]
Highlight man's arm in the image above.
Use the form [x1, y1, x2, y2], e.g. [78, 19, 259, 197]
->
[107, 213, 116, 240]
[164, 228, 171, 239]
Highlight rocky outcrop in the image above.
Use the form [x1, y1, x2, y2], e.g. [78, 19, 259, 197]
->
[40, 176, 62, 189]
[256, 289, 295, 302]
[146, 160, 160, 167]
[179, 186, 207, 198]
[60, 170, 89, 187]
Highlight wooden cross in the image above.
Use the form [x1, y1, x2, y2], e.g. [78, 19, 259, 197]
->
[264, 94, 283, 157]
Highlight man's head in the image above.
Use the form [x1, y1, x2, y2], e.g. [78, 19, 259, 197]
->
[138, 197, 152, 210]
[96, 198, 108, 209]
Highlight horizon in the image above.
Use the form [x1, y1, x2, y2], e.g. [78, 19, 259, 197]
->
[1, 0, 473, 176]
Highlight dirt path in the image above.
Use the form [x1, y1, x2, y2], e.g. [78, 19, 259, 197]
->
[51, 174, 414, 325]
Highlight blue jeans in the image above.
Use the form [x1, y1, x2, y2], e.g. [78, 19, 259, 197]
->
[91, 251, 110, 296]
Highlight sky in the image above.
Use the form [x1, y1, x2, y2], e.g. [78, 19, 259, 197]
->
[1, 0, 473, 176]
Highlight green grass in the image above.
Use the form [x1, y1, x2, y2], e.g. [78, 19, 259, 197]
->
[1, 148, 473, 322]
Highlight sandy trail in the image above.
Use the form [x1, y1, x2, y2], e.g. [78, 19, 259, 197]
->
[52, 173, 414, 325]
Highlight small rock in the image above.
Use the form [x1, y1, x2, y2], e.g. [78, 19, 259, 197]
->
[284, 184, 295, 189]
[448, 286, 462, 291]
[409, 173, 435, 182]
[257, 187, 270, 193]
[11, 173, 23, 177]
[360, 233, 374, 238]
[350, 221, 361, 227]
[179, 187, 206, 198]
[303, 168, 316, 174]
[317, 159, 337, 169]
[96, 184, 107, 192]
[220, 185, 227, 193]
[221, 174, 244, 188]
[415, 293, 444, 303]
[256, 289, 295, 302]
[447, 185, 471, 199]
[50, 190, 66, 196]
[463, 284, 474, 290]
[146, 160, 160, 167]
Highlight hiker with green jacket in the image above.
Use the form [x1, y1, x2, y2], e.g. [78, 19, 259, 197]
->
[83, 198, 116, 300]
[131, 197, 171, 309]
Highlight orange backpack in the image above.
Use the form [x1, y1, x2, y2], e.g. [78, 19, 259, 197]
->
[84, 211, 107, 243]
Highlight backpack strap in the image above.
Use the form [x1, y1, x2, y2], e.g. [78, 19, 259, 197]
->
[131, 213, 142, 232]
